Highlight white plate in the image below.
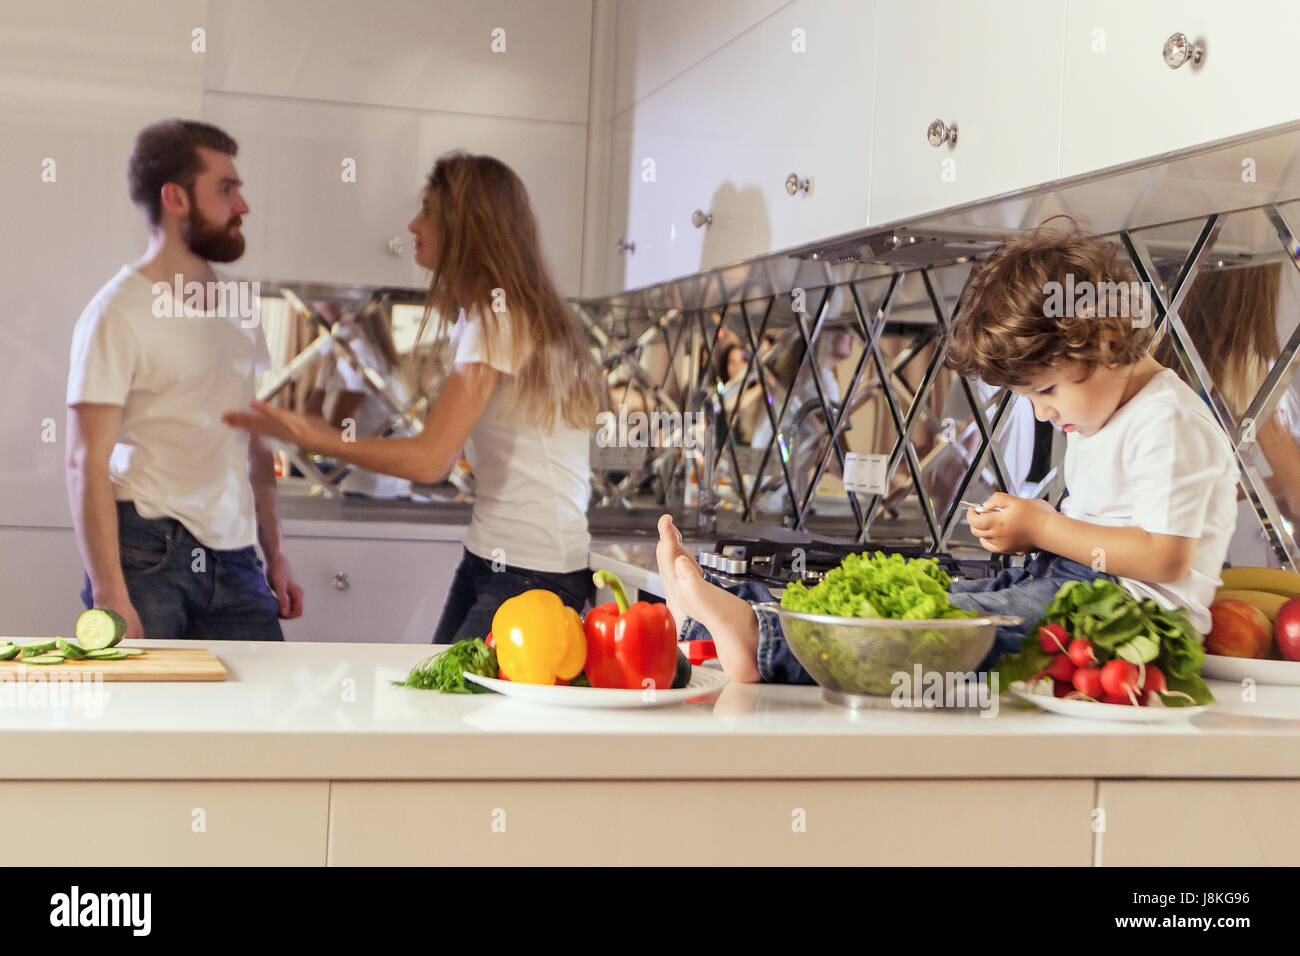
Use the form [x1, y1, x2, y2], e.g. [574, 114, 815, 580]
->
[1009, 681, 1209, 723]
[1201, 654, 1300, 686]
[463, 666, 728, 709]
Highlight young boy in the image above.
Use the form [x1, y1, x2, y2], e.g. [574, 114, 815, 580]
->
[656, 224, 1239, 683]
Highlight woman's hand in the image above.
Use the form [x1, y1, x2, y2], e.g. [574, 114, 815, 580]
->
[223, 400, 338, 454]
[966, 492, 1056, 554]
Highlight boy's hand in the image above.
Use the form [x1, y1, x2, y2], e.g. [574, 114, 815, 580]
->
[966, 492, 1056, 554]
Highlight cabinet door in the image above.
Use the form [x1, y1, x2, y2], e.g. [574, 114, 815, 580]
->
[202, 93, 587, 293]
[1061, 0, 1300, 177]
[0, 528, 88, 638]
[0, 782, 328, 865]
[328, 779, 1095, 865]
[1098, 780, 1300, 866]
[869, 0, 1066, 226]
[279, 536, 464, 643]
[616, 0, 877, 291]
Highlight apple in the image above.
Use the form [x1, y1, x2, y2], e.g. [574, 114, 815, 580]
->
[1275, 597, 1300, 662]
[1205, 599, 1273, 659]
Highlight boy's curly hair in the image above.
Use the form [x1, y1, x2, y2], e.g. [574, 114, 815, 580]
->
[944, 218, 1154, 388]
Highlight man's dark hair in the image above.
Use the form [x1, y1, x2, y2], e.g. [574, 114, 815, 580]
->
[127, 119, 238, 226]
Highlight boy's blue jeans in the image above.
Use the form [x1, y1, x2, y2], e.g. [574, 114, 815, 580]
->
[681, 551, 1118, 684]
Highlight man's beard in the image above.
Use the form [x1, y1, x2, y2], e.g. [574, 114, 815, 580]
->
[182, 197, 245, 263]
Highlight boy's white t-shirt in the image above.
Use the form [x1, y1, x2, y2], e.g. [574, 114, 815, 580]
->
[450, 306, 591, 573]
[1060, 368, 1238, 634]
[66, 265, 270, 551]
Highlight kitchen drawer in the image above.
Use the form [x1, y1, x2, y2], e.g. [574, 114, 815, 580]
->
[868, 0, 1066, 225]
[1097, 780, 1300, 866]
[0, 781, 328, 865]
[280, 536, 463, 643]
[1061, 0, 1300, 178]
[327, 779, 1095, 865]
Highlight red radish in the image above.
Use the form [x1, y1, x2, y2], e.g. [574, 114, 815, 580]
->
[1038, 624, 1069, 654]
[1100, 659, 1139, 697]
[1072, 666, 1103, 699]
[1047, 654, 1077, 682]
[1139, 665, 1166, 705]
[1101, 692, 1132, 705]
[1053, 679, 1073, 698]
[1067, 638, 1096, 667]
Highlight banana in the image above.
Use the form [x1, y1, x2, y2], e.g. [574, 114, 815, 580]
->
[1218, 567, 1300, 597]
[1212, 588, 1291, 621]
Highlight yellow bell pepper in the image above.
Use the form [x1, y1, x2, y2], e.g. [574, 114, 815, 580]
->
[492, 589, 586, 685]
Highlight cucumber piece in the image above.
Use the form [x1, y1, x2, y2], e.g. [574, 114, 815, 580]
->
[75, 609, 126, 650]
[0, 645, 17, 661]
[671, 647, 692, 689]
[84, 648, 129, 660]
[55, 639, 87, 659]
[23, 655, 66, 665]
[115, 647, 145, 657]
[19, 641, 58, 658]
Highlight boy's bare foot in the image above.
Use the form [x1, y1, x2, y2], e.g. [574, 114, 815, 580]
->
[655, 514, 762, 682]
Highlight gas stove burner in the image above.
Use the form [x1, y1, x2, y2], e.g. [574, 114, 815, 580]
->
[699, 537, 1001, 587]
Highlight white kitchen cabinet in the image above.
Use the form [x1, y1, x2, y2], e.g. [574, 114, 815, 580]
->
[614, 0, 877, 291]
[0, 1, 205, 529]
[868, 0, 1066, 227]
[1061, 0, 1300, 178]
[204, 0, 593, 126]
[0, 527, 90, 638]
[201, 92, 589, 293]
[279, 534, 464, 644]
[328, 779, 1095, 865]
[1097, 781, 1300, 865]
[0, 782, 328, 865]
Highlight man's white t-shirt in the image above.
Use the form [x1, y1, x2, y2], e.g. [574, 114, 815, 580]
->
[1060, 368, 1237, 634]
[450, 306, 591, 573]
[66, 265, 270, 550]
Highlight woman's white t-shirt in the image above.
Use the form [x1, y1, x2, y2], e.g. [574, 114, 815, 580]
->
[1060, 368, 1238, 634]
[450, 307, 591, 573]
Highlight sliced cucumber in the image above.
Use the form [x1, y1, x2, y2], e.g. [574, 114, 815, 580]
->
[116, 647, 145, 657]
[55, 639, 87, 659]
[0, 645, 17, 661]
[23, 655, 66, 665]
[20, 641, 58, 658]
[84, 648, 129, 660]
[75, 609, 126, 650]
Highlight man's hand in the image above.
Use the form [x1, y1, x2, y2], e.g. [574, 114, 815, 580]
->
[91, 588, 147, 641]
[966, 492, 1057, 555]
[266, 551, 304, 619]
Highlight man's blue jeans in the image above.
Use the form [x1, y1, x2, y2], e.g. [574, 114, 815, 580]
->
[80, 501, 284, 641]
[681, 551, 1118, 684]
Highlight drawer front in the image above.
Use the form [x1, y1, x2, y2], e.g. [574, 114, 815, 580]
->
[0, 781, 328, 865]
[1098, 780, 1300, 866]
[329, 779, 1095, 865]
[280, 536, 463, 643]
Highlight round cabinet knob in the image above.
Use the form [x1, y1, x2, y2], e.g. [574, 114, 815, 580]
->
[691, 209, 713, 229]
[785, 173, 812, 196]
[332, 572, 350, 591]
[927, 119, 958, 148]
[1163, 32, 1204, 69]
[615, 237, 635, 255]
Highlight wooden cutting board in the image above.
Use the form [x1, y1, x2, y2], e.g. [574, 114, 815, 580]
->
[0, 647, 226, 681]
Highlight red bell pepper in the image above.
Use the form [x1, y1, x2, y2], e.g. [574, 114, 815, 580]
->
[585, 570, 677, 690]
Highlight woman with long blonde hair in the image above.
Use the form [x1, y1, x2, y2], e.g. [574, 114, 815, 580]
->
[226, 151, 606, 642]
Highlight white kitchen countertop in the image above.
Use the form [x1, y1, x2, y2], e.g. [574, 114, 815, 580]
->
[1, 639, 1299, 781]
